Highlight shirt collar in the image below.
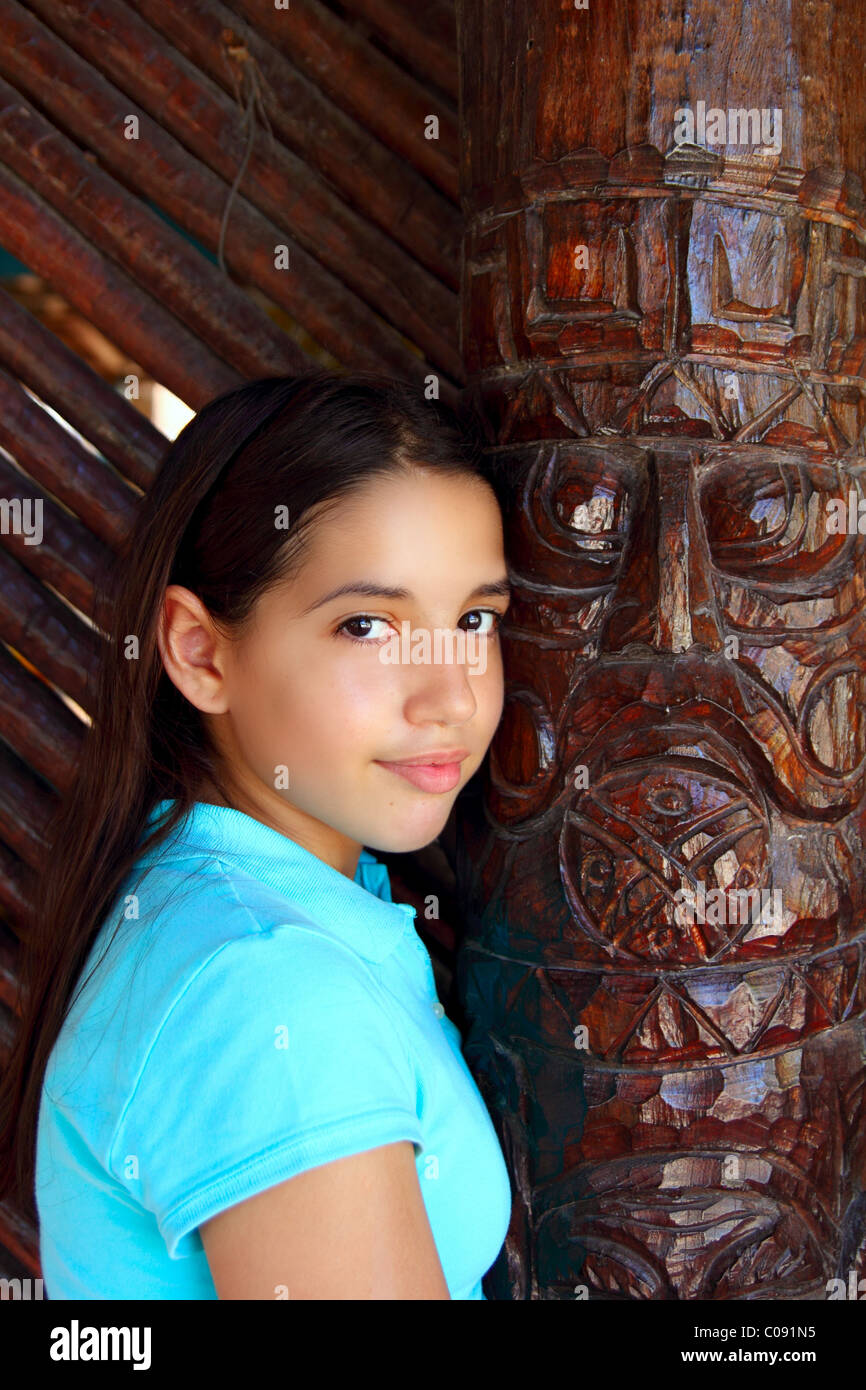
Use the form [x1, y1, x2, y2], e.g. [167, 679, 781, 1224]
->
[139, 800, 416, 964]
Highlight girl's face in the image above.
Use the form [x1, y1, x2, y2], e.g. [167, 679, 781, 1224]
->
[161, 467, 511, 877]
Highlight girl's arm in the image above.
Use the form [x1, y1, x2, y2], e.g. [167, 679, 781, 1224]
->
[200, 1140, 451, 1300]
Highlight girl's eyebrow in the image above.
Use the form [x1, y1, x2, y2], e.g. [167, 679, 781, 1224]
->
[300, 578, 512, 617]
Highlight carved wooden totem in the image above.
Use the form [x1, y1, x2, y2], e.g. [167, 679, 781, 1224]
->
[454, 0, 866, 1298]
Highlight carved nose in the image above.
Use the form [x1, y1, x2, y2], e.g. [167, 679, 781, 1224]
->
[601, 452, 725, 655]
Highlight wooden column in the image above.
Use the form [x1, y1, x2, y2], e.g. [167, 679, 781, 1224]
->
[455, 0, 866, 1299]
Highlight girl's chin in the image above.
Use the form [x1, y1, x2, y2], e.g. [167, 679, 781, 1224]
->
[366, 812, 454, 856]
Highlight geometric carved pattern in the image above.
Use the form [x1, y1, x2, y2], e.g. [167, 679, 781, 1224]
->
[457, 139, 866, 1299]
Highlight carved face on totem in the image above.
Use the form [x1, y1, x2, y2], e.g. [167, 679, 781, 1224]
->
[458, 159, 866, 1297]
[470, 436, 866, 1295]
[500, 438, 866, 968]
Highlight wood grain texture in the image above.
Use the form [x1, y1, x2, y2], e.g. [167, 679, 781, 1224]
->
[456, 0, 866, 1299]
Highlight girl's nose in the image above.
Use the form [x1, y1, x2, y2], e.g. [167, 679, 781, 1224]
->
[401, 636, 483, 726]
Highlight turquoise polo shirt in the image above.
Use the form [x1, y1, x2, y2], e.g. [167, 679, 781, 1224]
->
[35, 800, 512, 1299]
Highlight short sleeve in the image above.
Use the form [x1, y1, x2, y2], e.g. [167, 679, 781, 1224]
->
[109, 926, 423, 1258]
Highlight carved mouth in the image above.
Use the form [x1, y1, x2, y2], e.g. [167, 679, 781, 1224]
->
[490, 649, 865, 827]
[570, 704, 766, 800]
[567, 683, 856, 822]
[561, 721, 774, 964]
[548, 1184, 825, 1300]
[594, 722, 756, 788]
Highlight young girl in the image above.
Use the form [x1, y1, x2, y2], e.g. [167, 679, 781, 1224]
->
[0, 370, 514, 1299]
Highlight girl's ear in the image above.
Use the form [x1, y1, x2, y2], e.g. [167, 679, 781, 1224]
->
[156, 585, 230, 714]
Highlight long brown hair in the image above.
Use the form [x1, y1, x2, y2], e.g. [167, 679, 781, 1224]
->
[0, 368, 496, 1226]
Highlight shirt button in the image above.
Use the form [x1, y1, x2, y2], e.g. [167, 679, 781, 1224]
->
[431, 1001, 445, 1018]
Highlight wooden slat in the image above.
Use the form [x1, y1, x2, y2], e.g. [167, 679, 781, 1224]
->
[0, 285, 166, 493]
[122, 0, 462, 374]
[0, 854, 32, 946]
[0, 0, 455, 395]
[0, 79, 310, 383]
[0, 160, 243, 410]
[0, 456, 112, 620]
[0, 1002, 13, 1063]
[0, 366, 138, 550]
[0, 1197, 40, 1278]
[337, 0, 458, 102]
[0, 548, 100, 715]
[0, 918, 21, 1011]
[0, 643, 85, 796]
[0, 740, 58, 871]
[133, 0, 460, 286]
[0, 1245, 38, 1285]
[228, 0, 460, 200]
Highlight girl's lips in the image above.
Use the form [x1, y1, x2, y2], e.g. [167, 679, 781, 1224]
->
[374, 760, 463, 793]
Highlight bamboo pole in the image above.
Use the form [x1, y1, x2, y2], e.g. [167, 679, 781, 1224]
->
[227, 0, 460, 201]
[0, 919, 22, 1007]
[0, 1004, 14, 1062]
[0, 286, 165, 493]
[0, 549, 99, 715]
[134, 0, 460, 286]
[0, 81, 311, 384]
[120, 0, 462, 366]
[0, 859, 32, 942]
[0, 457, 111, 620]
[0, 1199, 39, 1278]
[0, 1, 457, 395]
[0, 644, 84, 797]
[336, 0, 458, 102]
[0, 741, 58, 870]
[0, 366, 138, 550]
[0, 162, 243, 410]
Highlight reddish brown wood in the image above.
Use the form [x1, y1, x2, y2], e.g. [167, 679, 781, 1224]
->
[0, 742, 58, 872]
[0, 80, 310, 383]
[0, 0, 446, 392]
[456, 0, 866, 1299]
[0, 160, 242, 409]
[0, 921, 22, 1008]
[0, 366, 138, 550]
[0, 548, 100, 715]
[124, 0, 461, 369]
[0, 644, 83, 797]
[0, 285, 165, 492]
[0, 1199, 39, 1277]
[9, 0, 460, 387]
[0, 862, 33, 946]
[0, 457, 112, 621]
[134, 0, 461, 286]
[228, 0, 460, 201]
[337, 0, 458, 103]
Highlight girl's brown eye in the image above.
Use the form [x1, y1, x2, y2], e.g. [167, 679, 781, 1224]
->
[460, 609, 503, 634]
[336, 616, 391, 644]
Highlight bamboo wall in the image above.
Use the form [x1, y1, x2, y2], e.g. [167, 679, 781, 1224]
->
[0, 0, 461, 1282]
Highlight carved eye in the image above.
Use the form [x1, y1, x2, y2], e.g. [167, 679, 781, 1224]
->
[567, 490, 616, 547]
[554, 480, 628, 557]
[581, 850, 615, 893]
[701, 460, 856, 580]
